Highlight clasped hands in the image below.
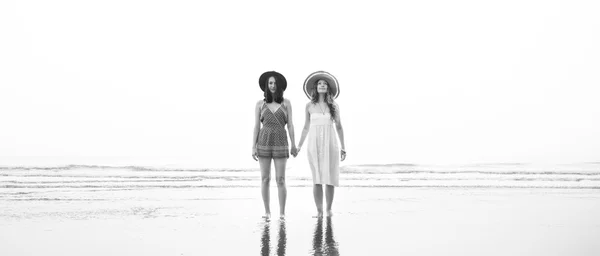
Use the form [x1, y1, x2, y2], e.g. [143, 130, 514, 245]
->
[290, 146, 346, 161]
[253, 146, 345, 161]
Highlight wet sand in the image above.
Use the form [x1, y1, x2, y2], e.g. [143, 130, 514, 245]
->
[1, 186, 600, 255]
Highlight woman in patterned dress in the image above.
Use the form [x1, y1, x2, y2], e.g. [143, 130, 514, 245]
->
[296, 71, 346, 218]
[253, 71, 297, 219]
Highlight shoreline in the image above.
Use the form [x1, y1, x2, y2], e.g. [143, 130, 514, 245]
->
[2, 187, 599, 255]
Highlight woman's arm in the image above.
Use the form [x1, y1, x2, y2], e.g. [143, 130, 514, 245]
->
[296, 103, 312, 153]
[285, 99, 298, 156]
[252, 100, 262, 161]
[334, 103, 346, 161]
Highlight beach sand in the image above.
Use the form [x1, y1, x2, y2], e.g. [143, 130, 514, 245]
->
[2, 185, 600, 255]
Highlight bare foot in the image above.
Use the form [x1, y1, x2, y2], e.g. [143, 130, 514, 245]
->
[263, 213, 271, 220]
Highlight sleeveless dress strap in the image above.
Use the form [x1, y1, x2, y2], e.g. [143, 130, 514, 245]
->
[280, 99, 288, 122]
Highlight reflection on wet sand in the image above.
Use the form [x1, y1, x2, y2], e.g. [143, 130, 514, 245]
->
[311, 217, 340, 256]
[260, 221, 270, 256]
[260, 220, 287, 256]
[277, 220, 287, 256]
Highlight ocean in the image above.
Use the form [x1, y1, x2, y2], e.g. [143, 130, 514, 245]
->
[2, 163, 599, 193]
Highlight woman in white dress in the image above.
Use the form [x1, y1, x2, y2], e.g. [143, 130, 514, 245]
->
[296, 71, 346, 218]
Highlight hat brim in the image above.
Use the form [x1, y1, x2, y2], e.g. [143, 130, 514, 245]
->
[303, 71, 339, 99]
[259, 71, 287, 92]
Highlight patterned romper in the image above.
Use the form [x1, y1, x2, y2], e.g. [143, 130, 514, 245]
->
[257, 101, 289, 158]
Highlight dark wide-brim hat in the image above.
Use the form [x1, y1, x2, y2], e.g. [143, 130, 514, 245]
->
[259, 71, 287, 92]
[303, 71, 339, 99]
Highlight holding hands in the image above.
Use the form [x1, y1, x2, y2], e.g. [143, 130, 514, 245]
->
[291, 145, 346, 161]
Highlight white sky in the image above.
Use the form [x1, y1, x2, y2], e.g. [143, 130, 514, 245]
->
[1, 0, 599, 168]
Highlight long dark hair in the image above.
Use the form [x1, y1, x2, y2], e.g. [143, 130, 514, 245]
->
[310, 80, 337, 120]
[263, 76, 284, 104]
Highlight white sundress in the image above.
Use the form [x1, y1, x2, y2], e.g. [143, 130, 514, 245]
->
[307, 111, 340, 186]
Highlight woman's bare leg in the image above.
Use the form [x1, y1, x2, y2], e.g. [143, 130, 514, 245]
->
[273, 158, 287, 218]
[325, 185, 335, 217]
[313, 184, 323, 218]
[258, 157, 272, 219]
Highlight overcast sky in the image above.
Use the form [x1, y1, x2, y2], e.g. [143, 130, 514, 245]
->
[1, 0, 599, 168]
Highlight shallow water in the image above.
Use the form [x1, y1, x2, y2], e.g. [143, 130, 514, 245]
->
[1, 185, 600, 255]
[2, 164, 600, 255]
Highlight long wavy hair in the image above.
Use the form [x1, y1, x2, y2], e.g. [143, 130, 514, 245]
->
[310, 80, 337, 120]
[263, 76, 284, 104]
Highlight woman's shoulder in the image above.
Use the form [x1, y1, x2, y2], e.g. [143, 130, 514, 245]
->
[255, 100, 265, 108]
